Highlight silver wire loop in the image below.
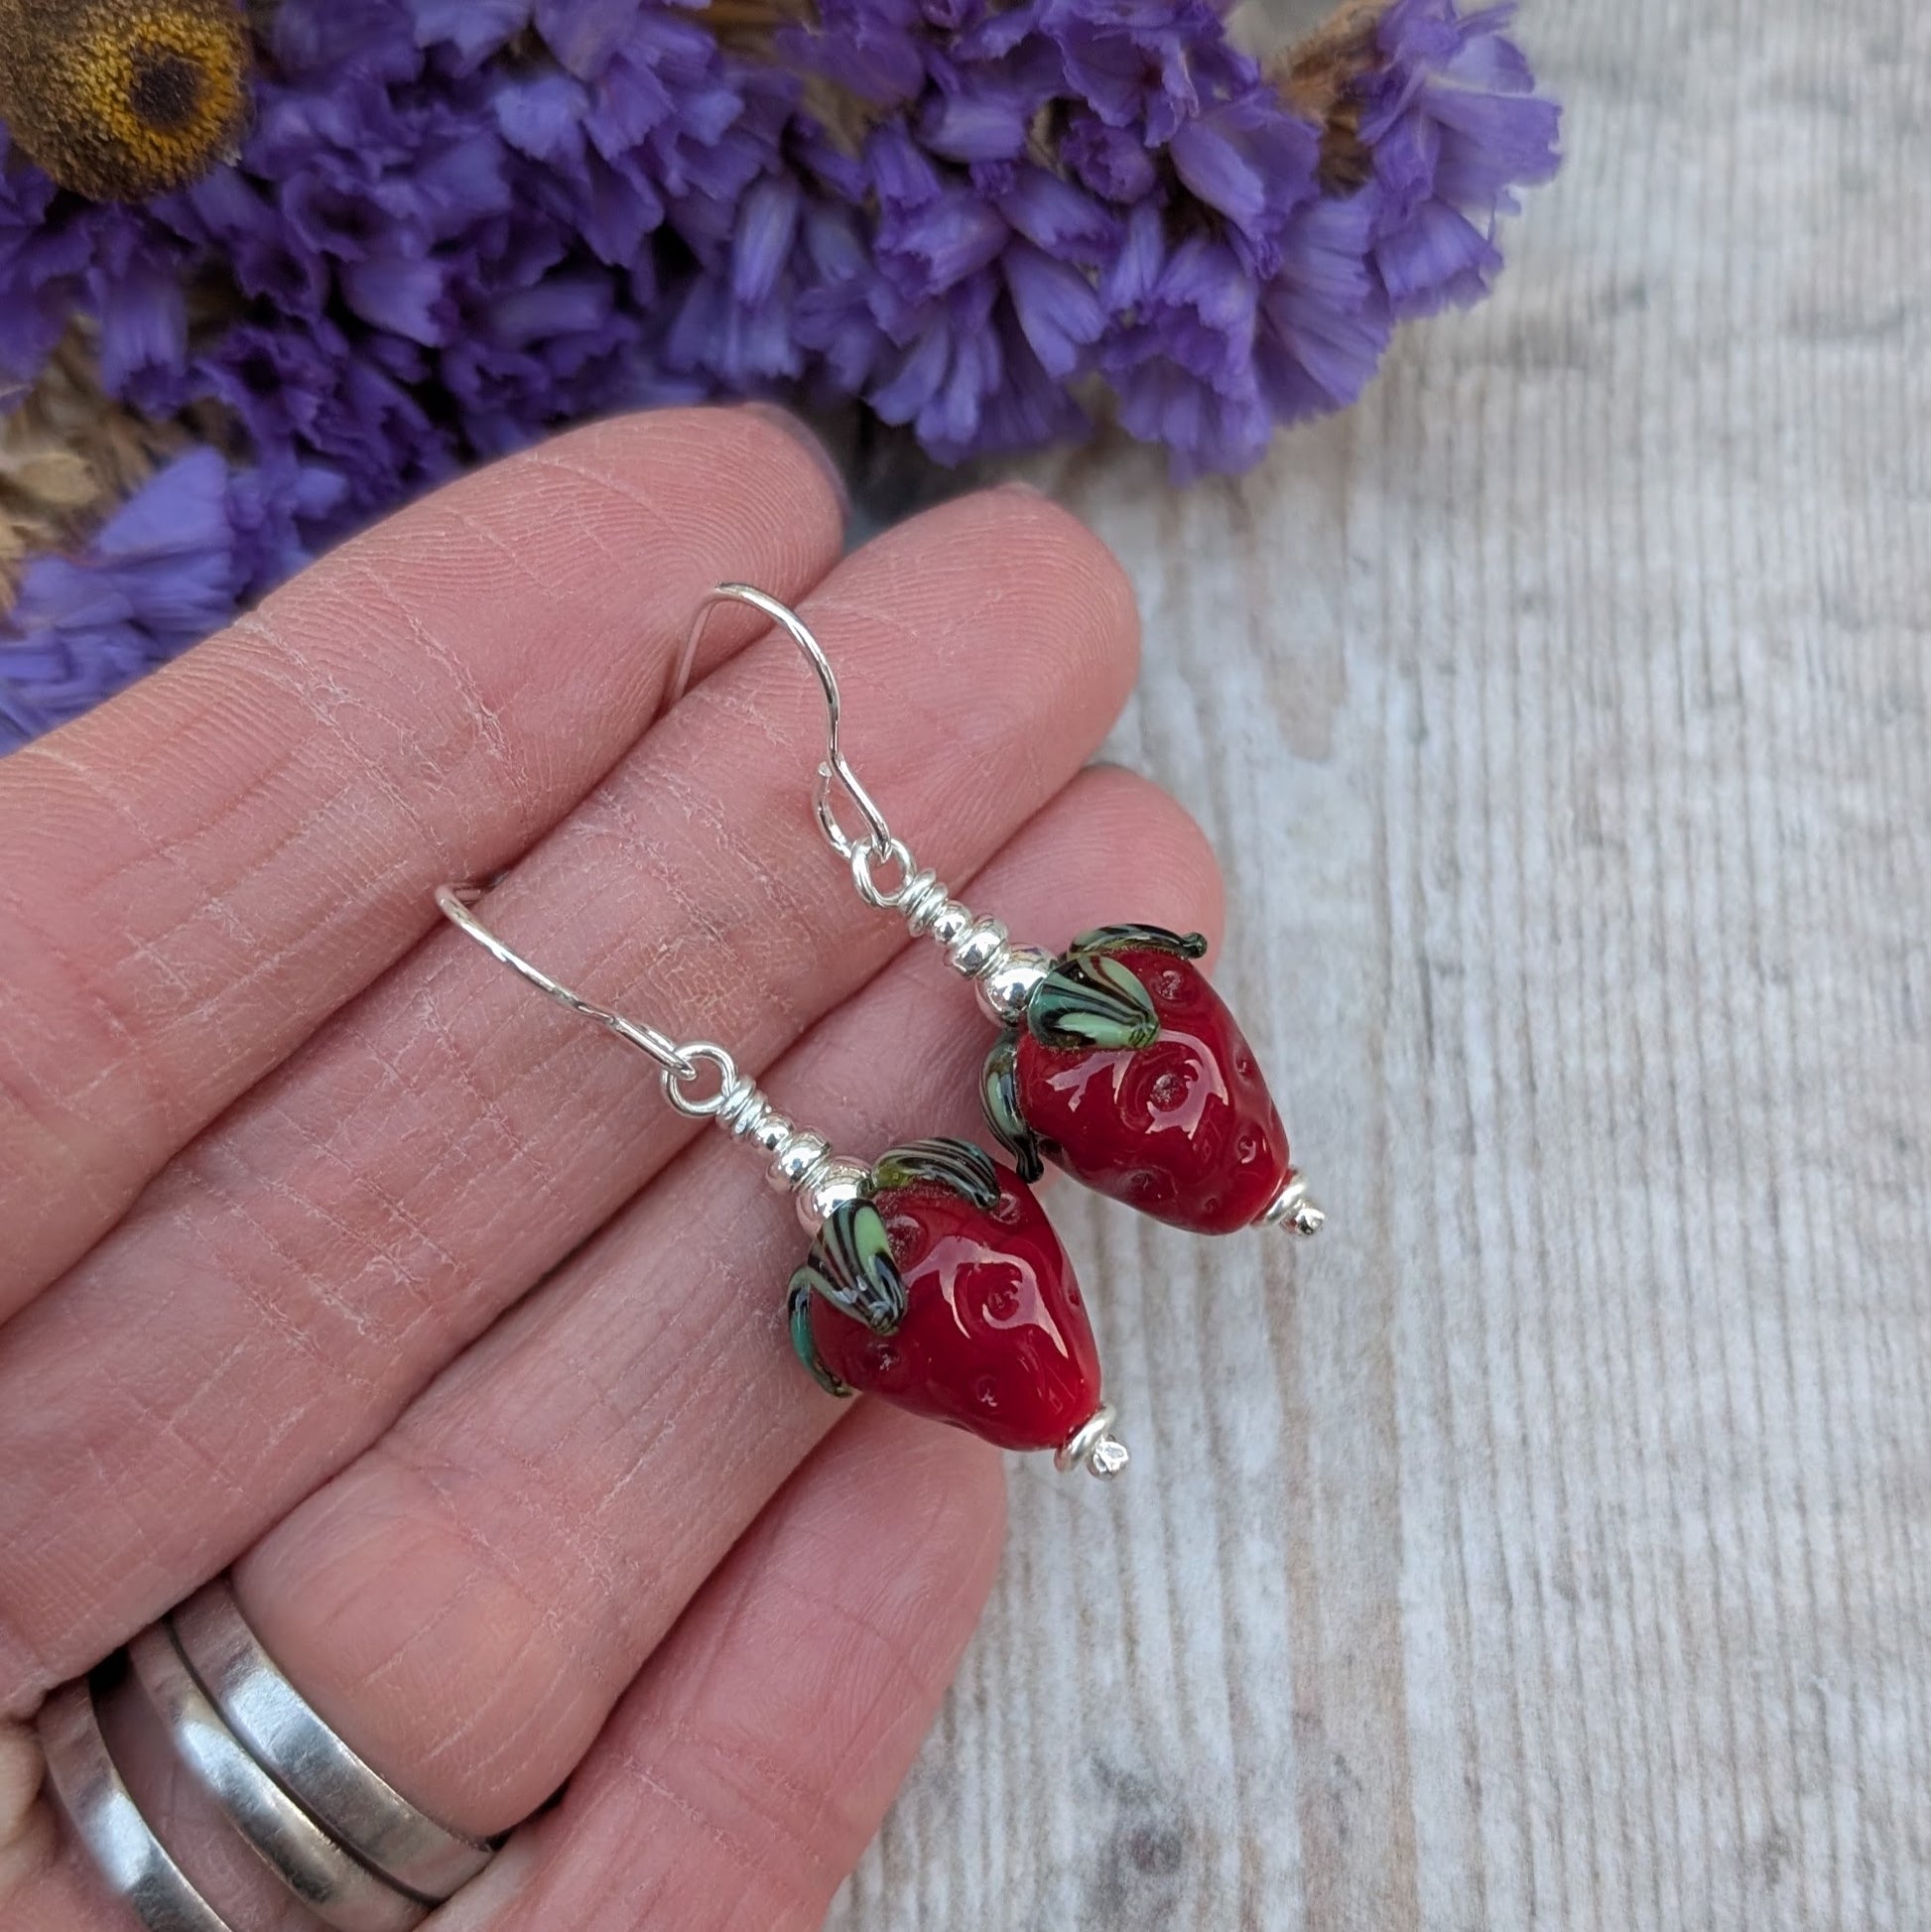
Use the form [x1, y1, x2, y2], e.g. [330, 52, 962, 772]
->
[661, 1041, 740, 1117]
[849, 837, 919, 908]
[435, 884, 697, 1082]
[672, 583, 895, 863]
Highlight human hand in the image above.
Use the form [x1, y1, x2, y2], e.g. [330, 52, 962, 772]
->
[0, 406, 1222, 1931]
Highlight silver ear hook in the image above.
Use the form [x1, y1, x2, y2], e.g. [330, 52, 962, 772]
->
[674, 581, 1056, 1023]
[432, 883, 871, 1230]
[672, 583, 895, 864]
[435, 885, 699, 1081]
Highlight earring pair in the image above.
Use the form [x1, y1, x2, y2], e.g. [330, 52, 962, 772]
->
[439, 585, 1321, 1481]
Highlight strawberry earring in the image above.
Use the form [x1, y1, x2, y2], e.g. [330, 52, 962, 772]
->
[676, 585, 1325, 1242]
[435, 886, 1129, 1478]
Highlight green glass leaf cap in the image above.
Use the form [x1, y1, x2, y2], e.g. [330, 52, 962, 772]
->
[1028, 950, 1161, 1051]
[1067, 923, 1209, 962]
[871, 1136, 1001, 1208]
[980, 1036, 1045, 1183]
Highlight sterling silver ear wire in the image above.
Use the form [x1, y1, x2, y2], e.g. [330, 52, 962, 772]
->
[436, 883, 870, 1232]
[673, 585, 1057, 1028]
[672, 584, 1323, 1241]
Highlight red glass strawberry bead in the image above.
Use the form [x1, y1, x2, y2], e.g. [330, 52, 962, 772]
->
[982, 925, 1319, 1237]
[788, 1138, 1125, 1474]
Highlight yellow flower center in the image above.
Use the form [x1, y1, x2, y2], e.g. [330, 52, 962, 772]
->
[0, 0, 251, 201]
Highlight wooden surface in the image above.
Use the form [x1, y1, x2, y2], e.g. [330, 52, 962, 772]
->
[827, 2, 1931, 1926]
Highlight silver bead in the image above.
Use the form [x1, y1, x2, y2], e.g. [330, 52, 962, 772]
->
[797, 1156, 872, 1232]
[926, 900, 971, 947]
[948, 918, 1009, 979]
[1259, 1172, 1326, 1236]
[974, 944, 1054, 1024]
[768, 1130, 831, 1193]
[745, 1107, 795, 1157]
[1055, 1404, 1130, 1480]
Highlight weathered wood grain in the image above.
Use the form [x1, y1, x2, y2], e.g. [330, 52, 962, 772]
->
[826, 0, 1931, 1925]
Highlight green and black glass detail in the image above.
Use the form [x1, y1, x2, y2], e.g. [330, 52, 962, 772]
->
[787, 1195, 906, 1395]
[1025, 925, 1207, 1053]
[797, 1198, 905, 1331]
[980, 1035, 1045, 1181]
[1028, 951, 1160, 1051]
[981, 923, 1206, 1168]
[785, 1141, 1011, 1395]
[1066, 924, 1210, 964]
[872, 1135, 1001, 1207]
[786, 1275, 852, 1397]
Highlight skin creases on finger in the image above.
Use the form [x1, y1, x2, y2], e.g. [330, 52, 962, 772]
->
[0, 405, 848, 1318]
[436, 1402, 1007, 1932]
[229, 767, 1223, 1839]
[0, 482, 1143, 1716]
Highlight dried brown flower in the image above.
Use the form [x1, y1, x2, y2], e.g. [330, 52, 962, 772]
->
[0, 333, 204, 605]
[1270, 0, 1386, 193]
[0, 0, 252, 201]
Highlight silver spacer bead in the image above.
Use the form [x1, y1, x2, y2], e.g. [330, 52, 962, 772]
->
[948, 917, 1009, 979]
[854, 843, 1051, 1020]
[973, 943, 1054, 1024]
[895, 870, 955, 938]
[1259, 1172, 1326, 1236]
[926, 899, 972, 947]
[797, 1155, 873, 1233]
[744, 1108, 795, 1158]
[767, 1129, 831, 1193]
[1055, 1405, 1129, 1479]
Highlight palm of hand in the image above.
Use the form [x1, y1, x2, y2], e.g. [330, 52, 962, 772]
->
[0, 408, 1218, 1931]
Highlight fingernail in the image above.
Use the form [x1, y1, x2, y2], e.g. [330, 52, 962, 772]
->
[998, 477, 1048, 500]
[740, 402, 849, 516]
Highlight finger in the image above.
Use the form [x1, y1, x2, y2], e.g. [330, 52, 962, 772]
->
[0, 769, 1211, 1932]
[226, 768, 1220, 1835]
[0, 491, 1143, 1710]
[0, 404, 846, 1312]
[0, 1404, 1003, 1932]
[444, 1402, 1005, 1932]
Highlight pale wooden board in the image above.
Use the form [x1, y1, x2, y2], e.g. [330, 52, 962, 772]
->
[825, 0, 1931, 1925]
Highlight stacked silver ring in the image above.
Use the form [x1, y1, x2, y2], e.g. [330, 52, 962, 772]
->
[36, 1577, 497, 1931]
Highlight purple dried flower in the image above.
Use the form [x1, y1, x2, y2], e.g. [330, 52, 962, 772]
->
[1100, 209, 1273, 477]
[0, 449, 263, 749]
[1033, 0, 1235, 145]
[1254, 191, 1391, 424]
[778, 0, 928, 107]
[0, 130, 194, 401]
[1357, 0, 1562, 316]
[1168, 86, 1319, 276]
[1, 0, 1559, 744]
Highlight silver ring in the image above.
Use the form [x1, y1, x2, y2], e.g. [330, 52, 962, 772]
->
[36, 1675, 231, 1932]
[126, 1623, 429, 1929]
[170, 1579, 496, 1900]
